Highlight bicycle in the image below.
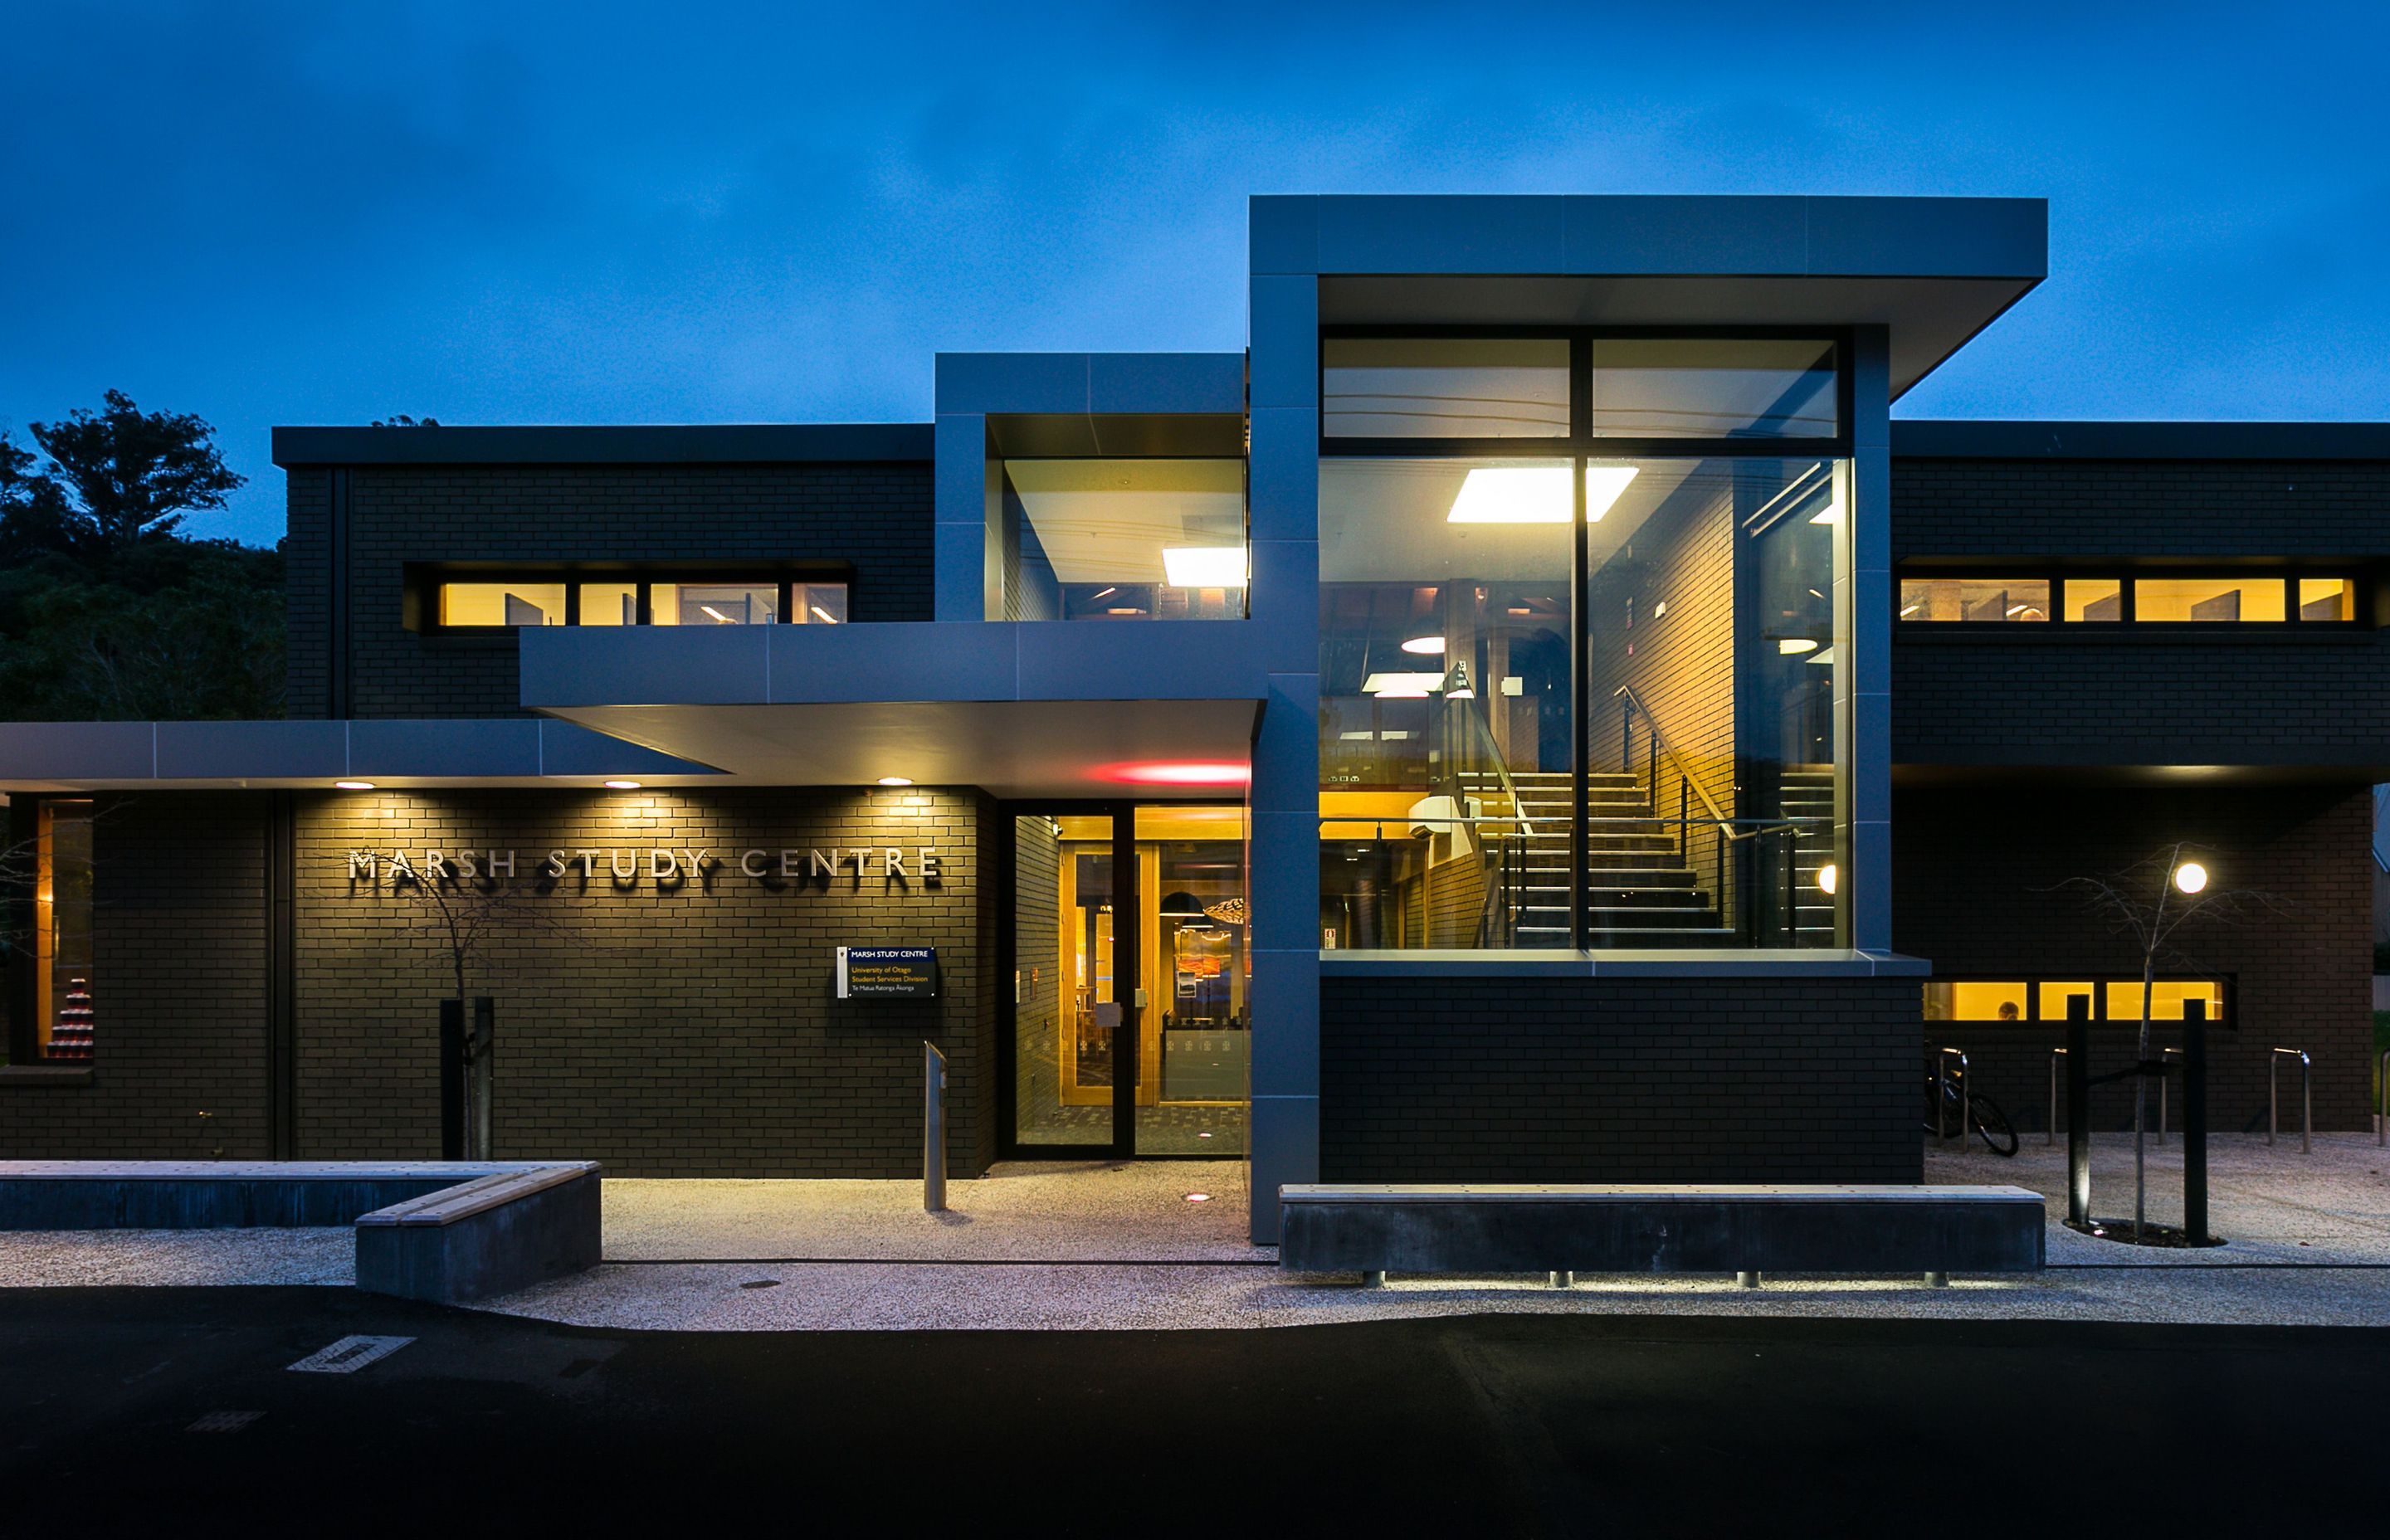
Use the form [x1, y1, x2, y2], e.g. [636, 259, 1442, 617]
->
[1924, 1070, 2019, 1157]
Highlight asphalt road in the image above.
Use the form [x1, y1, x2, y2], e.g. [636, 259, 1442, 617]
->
[2, 1286, 2382, 1535]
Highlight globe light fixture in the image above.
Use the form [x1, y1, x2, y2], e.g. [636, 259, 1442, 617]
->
[2173, 860, 2208, 895]
[1816, 862, 1838, 897]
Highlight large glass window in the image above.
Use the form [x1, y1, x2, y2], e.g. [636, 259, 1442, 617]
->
[1924, 977, 2227, 1024]
[1317, 332, 1852, 953]
[1587, 339, 1839, 439]
[1322, 339, 1570, 439]
[30, 801, 96, 1065]
[651, 583, 778, 626]
[1319, 456, 1578, 948]
[1585, 457, 1847, 949]
[997, 459, 1246, 621]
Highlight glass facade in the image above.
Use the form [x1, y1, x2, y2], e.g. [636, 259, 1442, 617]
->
[997, 459, 1246, 621]
[1314, 331, 1851, 953]
[1585, 339, 1840, 439]
[1321, 339, 1571, 438]
[1011, 807, 1247, 1155]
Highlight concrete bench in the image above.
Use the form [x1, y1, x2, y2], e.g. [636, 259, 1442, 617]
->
[0, 1160, 561, 1230]
[1278, 1183, 2046, 1287]
[0, 1159, 604, 1305]
[354, 1162, 602, 1304]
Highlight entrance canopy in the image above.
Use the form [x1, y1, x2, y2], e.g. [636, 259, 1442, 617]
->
[520, 620, 1265, 800]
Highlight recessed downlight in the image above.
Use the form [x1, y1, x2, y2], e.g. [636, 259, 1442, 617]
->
[877, 777, 914, 787]
[1400, 635, 1446, 655]
[602, 780, 641, 790]
[334, 781, 376, 791]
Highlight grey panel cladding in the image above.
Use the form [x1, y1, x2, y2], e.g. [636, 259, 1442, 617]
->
[312, 461, 934, 719]
[1319, 975, 1919, 1184]
[1896, 782, 2375, 1133]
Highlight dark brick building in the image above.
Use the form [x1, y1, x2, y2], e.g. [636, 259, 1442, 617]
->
[2, 195, 2383, 1243]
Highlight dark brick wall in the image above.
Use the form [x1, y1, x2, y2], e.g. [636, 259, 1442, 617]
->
[1889, 456, 2390, 768]
[1320, 975, 1920, 1183]
[285, 461, 934, 719]
[1896, 782, 2375, 1133]
[294, 787, 994, 1176]
[1890, 457, 2390, 561]
[0, 795, 271, 1160]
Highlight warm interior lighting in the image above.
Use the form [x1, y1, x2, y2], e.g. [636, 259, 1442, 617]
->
[1817, 862, 1838, 896]
[1899, 603, 1920, 617]
[2173, 860, 2208, 894]
[334, 781, 376, 791]
[1097, 762, 1251, 786]
[1162, 546, 1248, 587]
[1400, 635, 1446, 655]
[876, 777, 915, 787]
[809, 605, 838, 624]
[1778, 637, 1819, 655]
[602, 780, 641, 790]
[1362, 671, 1446, 695]
[700, 605, 733, 623]
[1448, 465, 1639, 524]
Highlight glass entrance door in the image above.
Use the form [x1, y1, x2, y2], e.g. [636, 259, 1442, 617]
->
[1007, 805, 1249, 1157]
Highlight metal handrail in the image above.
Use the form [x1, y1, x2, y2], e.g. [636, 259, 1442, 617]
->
[2269, 1047, 2311, 1154]
[1613, 685, 1733, 833]
[1454, 675, 1536, 842]
[1937, 1046, 1971, 1151]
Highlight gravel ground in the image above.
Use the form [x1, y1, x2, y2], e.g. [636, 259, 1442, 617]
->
[14, 1138, 2390, 1329]
[0, 1227, 352, 1288]
[1929, 1130, 2390, 1264]
[602, 1159, 1255, 1261]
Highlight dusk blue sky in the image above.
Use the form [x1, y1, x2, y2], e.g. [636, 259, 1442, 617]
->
[3, 2, 2384, 548]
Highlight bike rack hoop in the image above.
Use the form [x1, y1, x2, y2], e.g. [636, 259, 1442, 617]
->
[2269, 1047, 2311, 1155]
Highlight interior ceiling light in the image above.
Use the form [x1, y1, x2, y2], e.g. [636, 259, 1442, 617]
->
[602, 780, 641, 790]
[1809, 500, 1843, 524]
[1778, 638, 1820, 655]
[1157, 889, 1208, 919]
[1401, 635, 1446, 655]
[1162, 546, 1248, 587]
[1448, 465, 1638, 524]
[1361, 671, 1446, 695]
[334, 780, 376, 791]
[809, 606, 838, 624]
[700, 605, 734, 623]
[1806, 646, 1836, 665]
[876, 776, 914, 787]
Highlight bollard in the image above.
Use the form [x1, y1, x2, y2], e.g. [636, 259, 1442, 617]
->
[2378, 1050, 2388, 1148]
[923, 1040, 947, 1212]
[2066, 997, 2091, 1227]
[2183, 1000, 2208, 1245]
[2048, 1047, 2066, 1148]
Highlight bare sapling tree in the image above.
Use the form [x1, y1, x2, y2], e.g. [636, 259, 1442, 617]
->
[2056, 843, 2285, 1240]
[354, 849, 582, 1161]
